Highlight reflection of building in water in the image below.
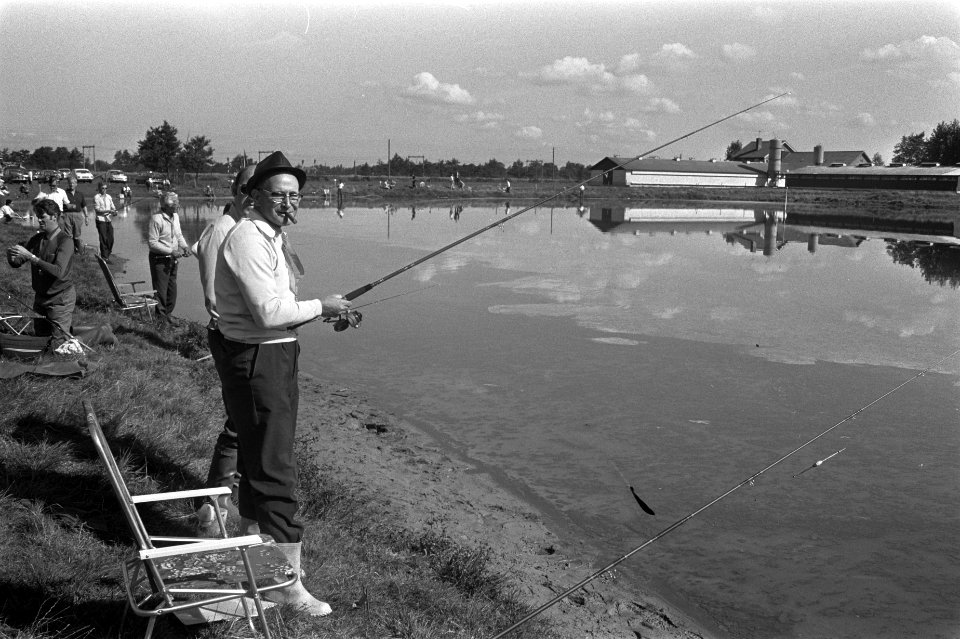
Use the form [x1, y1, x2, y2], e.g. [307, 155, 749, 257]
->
[586, 204, 773, 235]
[586, 203, 960, 259]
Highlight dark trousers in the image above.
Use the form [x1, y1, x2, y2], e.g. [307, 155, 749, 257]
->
[206, 327, 240, 491]
[148, 253, 178, 317]
[209, 330, 303, 543]
[33, 286, 76, 338]
[96, 220, 114, 260]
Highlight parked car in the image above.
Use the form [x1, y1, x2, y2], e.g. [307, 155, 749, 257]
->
[135, 171, 167, 186]
[73, 168, 95, 182]
[107, 169, 128, 183]
[35, 169, 59, 183]
[58, 168, 72, 180]
[2, 166, 31, 183]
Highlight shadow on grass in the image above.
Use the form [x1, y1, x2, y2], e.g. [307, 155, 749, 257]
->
[0, 581, 128, 636]
[3, 411, 206, 543]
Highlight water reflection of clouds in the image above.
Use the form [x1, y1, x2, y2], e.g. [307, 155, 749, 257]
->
[591, 337, 642, 346]
[652, 306, 682, 319]
[415, 264, 437, 283]
[493, 276, 583, 303]
[843, 309, 943, 338]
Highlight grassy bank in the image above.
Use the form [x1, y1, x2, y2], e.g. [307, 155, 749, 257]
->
[0, 221, 556, 639]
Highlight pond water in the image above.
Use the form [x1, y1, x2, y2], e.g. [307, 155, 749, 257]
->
[114, 198, 960, 639]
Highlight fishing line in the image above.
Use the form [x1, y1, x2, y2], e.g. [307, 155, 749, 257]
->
[611, 460, 655, 516]
[297, 93, 790, 332]
[341, 92, 790, 304]
[488, 347, 960, 639]
[350, 284, 440, 311]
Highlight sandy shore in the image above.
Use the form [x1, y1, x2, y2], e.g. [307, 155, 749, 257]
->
[297, 374, 712, 639]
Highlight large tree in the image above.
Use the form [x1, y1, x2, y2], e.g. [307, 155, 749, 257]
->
[179, 135, 214, 182]
[891, 132, 927, 165]
[925, 119, 960, 166]
[138, 121, 181, 175]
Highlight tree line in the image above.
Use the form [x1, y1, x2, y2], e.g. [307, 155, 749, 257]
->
[722, 119, 959, 167]
[0, 120, 590, 182]
[5, 118, 956, 183]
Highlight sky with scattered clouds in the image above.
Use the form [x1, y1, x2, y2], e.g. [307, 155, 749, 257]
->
[1, 0, 958, 168]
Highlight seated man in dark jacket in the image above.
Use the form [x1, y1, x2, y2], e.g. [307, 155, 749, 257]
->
[6, 199, 76, 338]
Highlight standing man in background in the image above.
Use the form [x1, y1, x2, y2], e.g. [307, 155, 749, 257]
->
[147, 191, 191, 325]
[93, 182, 117, 262]
[193, 164, 255, 529]
[62, 174, 89, 254]
[213, 151, 350, 615]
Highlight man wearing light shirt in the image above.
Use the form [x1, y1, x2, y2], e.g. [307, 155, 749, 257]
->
[147, 191, 191, 324]
[192, 164, 255, 529]
[213, 151, 350, 616]
[93, 183, 117, 262]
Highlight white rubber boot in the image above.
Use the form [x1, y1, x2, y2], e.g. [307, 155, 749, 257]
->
[264, 542, 332, 616]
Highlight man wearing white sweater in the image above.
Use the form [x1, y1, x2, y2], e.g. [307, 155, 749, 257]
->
[212, 151, 350, 616]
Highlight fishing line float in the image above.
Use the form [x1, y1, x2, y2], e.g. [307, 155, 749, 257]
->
[298, 92, 791, 332]
[488, 348, 960, 639]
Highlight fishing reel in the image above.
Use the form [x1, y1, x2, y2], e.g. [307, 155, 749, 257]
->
[324, 310, 363, 332]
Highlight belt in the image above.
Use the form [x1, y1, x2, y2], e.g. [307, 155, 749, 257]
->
[149, 253, 176, 260]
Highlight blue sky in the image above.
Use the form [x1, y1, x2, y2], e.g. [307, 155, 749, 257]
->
[1, 0, 958, 168]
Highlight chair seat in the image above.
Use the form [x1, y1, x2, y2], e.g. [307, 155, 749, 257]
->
[143, 543, 293, 591]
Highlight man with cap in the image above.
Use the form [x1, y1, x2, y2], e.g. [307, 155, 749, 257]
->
[213, 151, 350, 615]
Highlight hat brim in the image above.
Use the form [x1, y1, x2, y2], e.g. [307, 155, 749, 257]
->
[247, 166, 307, 192]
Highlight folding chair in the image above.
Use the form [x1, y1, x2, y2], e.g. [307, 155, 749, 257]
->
[0, 311, 31, 335]
[95, 255, 159, 321]
[83, 400, 298, 638]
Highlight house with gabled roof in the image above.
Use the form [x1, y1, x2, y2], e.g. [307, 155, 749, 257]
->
[732, 138, 871, 171]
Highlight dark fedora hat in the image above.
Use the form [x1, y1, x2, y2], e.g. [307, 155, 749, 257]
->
[246, 151, 306, 192]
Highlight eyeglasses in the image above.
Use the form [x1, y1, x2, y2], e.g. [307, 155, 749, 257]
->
[259, 191, 302, 204]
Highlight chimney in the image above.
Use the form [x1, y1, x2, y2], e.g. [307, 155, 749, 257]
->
[756, 137, 763, 156]
[768, 139, 782, 184]
[814, 145, 824, 166]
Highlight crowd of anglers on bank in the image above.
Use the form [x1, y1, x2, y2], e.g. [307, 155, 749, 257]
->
[5, 152, 351, 615]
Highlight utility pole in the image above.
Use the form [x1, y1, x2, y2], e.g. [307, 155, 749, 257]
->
[82, 145, 95, 170]
[387, 139, 391, 181]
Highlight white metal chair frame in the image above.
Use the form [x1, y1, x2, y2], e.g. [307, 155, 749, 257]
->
[95, 255, 159, 321]
[83, 400, 297, 638]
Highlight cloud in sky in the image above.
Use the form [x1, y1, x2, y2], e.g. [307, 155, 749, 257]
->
[455, 111, 505, 129]
[515, 126, 543, 140]
[404, 72, 474, 105]
[853, 112, 877, 127]
[860, 35, 960, 87]
[534, 55, 653, 94]
[722, 42, 758, 61]
[656, 43, 696, 59]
